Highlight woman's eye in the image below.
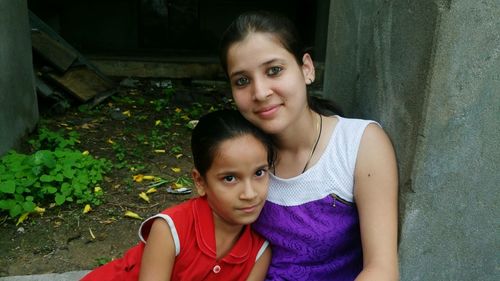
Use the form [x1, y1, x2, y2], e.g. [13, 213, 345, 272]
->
[267, 66, 282, 76]
[235, 76, 249, 86]
[223, 175, 236, 183]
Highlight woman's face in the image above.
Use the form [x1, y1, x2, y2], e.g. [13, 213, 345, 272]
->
[226, 32, 315, 135]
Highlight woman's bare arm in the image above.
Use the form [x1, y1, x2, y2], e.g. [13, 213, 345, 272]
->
[354, 124, 399, 281]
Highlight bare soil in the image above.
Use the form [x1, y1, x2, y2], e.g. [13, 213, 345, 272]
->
[0, 78, 231, 276]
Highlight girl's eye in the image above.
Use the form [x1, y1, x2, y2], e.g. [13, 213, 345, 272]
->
[223, 175, 236, 183]
[235, 76, 249, 87]
[267, 66, 282, 76]
[255, 168, 268, 177]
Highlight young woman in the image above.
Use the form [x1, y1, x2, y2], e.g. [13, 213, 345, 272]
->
[81, 109, 274, 281]
[219, 11, 399, 280]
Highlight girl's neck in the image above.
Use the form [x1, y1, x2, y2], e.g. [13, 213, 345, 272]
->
[213, 214, 244, 259]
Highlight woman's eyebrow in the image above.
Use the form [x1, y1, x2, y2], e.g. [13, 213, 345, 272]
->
[229, 58, 284, 78]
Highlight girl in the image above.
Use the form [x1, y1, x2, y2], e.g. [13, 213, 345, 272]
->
[81, 109, 274, 281]
[219, 11, 399, 280]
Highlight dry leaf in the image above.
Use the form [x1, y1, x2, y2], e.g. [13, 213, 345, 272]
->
[139, 192, 150, 203]
[89, 227, 96, 240]
[171, 167, 181, 173]
[124, 211, 143, 220]
[133, 174, 144, 182]
[146, 187, 157, 194]
[16, 213, 29, 226]
[83, 204, 92, 214]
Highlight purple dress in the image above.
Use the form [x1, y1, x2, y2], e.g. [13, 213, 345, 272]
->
[253, 116, 375, 280]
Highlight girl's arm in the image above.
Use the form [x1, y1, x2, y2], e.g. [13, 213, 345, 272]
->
[139, 218, 176, 281]
[354, 124, 399, 281]
[246, 246, 271, 281]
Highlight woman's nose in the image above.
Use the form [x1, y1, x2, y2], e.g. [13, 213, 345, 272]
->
[252, 78, 272, 101]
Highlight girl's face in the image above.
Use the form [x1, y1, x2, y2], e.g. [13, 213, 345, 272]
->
[226, 32, 315, 134]
[193, 134, 269, 228]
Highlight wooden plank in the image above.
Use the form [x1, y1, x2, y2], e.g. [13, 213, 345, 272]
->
[31, 30, 78, 72]
[46, 66, 114, 102]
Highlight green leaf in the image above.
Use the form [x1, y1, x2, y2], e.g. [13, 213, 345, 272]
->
[55, 194, 66, 205]
[0, 180, 16, 194]
[40, 175, 54, 182]
[22, 201, 36, 212]
[47, 186, 58, 194]
[0, 199, 15, 210]
[9, 204, 22, 217]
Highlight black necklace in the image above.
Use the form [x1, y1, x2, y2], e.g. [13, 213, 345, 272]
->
[302, 113, 322, 173]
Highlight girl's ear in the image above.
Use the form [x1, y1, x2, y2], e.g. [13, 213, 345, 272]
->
[192, 169, 207, 196]
[301, 53, 315, 85]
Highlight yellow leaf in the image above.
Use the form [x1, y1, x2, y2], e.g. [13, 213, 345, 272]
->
[155, 120, 162, 126]
[142, 175, 155, 180]
[171, 167, 181, 173]
[181, 115, 190, 121]
[16, 213, 29, 226]
[82, 150, 89, 156]
[122, 110, 131, 117]
[94, 186, 102, 193]
[107, 138, 115, 144]
[175, 154, 183, 159]
[124, 211, 143, 220]
[175, 108, 182, 113]
[173, 182, 183, 189]
[139, 192, 150, 203]
[83, 204, 92, 214]
[154, 149, 166, 153]
[133, 174, 144, 182]
[34, 206, 45, 214]
[146, 187, 157, 194]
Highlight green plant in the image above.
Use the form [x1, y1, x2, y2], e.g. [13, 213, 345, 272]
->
[0, 149, 111, 218]
[95, 256, 112, 266]
[29, 127, 79, 151]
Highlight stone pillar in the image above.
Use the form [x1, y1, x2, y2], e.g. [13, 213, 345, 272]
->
[0, 0, 38, 155]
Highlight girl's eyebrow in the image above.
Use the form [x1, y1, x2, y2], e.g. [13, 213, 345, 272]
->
[229, 58, 284, 78]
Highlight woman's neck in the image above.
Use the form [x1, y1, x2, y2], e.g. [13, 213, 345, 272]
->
[272, 108, 321, 177]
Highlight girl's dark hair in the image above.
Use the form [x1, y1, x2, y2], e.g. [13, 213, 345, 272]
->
[191, 109, 275, 176]
[219, 10, 342, 116]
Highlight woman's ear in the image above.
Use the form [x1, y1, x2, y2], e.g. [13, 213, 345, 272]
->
[301, 53, 315, 85]
[192, 169, 206, 196]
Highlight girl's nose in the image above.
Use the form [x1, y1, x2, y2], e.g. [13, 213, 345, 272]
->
[240, 181, 258, 200]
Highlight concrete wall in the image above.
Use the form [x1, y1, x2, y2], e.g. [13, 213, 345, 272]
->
[0, 0, 38, 156]
[324, 0, 499, 280]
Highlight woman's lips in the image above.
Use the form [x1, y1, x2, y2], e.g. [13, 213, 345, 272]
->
[256, 104, 279, 118]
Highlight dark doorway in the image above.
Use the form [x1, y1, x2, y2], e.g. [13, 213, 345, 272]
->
[28, 0, 329, 60]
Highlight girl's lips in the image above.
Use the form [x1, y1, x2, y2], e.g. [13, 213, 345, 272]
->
[239, 203, 260, 213]
[255, 105, 280, 118]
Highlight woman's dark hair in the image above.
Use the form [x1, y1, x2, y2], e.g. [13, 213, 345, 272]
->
[219, 10, 342, 116]
[191, 109, 275, 176]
